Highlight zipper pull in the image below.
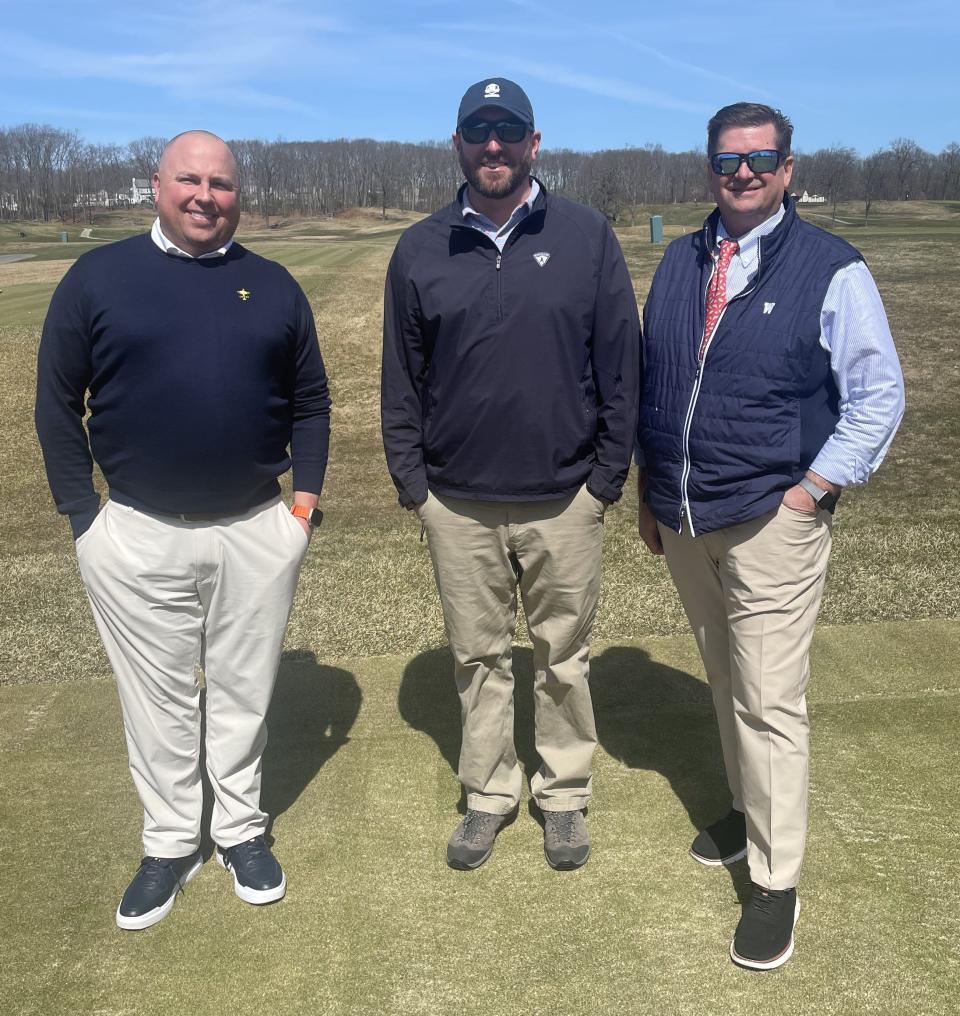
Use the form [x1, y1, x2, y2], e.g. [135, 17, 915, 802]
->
[496, 254, 502, 271]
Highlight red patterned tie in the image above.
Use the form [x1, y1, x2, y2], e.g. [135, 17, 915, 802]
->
[699, 238, 739, 360]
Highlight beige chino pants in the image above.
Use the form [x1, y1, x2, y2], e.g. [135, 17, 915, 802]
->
[420, 485, 605, 815]
[659, 502, 832, 889]
[76, 497, 308, 857]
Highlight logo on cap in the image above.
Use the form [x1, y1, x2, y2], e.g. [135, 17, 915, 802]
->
[484, 83, 501, 99]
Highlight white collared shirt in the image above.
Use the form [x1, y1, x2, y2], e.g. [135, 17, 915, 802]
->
[150, 218, 233, 259]
[461, 178, 540, 251]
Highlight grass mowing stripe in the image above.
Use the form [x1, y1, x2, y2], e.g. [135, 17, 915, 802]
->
[2, 619, 957, 1015]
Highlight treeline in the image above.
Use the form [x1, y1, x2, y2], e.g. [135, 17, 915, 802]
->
[2, 123, 959, 224]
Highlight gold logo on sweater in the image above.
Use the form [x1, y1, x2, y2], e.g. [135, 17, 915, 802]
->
[237, 288, 251, 301]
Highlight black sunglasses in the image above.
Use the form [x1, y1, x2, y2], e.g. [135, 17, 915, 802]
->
[710, 150, 783, 176]
[459, 120, 529, 145]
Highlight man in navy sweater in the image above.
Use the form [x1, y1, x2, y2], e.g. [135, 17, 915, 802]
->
[637, 103, 903, 969]
[382, 79, 639, 871]
[35, 130, 330, 929]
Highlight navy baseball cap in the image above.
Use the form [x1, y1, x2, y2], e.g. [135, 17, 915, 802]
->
[457, 78, 534, 129]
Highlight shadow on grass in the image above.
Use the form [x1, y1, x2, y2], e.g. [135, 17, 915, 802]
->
[199, 649, 361, 853]
[398, 643, 730, 826]
[590, 644, 728, 829]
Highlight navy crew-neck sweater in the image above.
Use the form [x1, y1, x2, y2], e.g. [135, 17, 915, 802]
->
[36, 233, 331, 538]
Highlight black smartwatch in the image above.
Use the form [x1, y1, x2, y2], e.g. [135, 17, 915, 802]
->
[798, 477, 839, 513]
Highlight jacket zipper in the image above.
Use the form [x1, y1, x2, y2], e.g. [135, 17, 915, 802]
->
[453, 212, 536, 323]
[677, 233, 763, 535]
[496, 252, 502, 320]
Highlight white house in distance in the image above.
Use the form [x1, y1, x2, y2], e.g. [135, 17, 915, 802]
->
[797, 190, 826, 204]
[129, 178, 154, 205]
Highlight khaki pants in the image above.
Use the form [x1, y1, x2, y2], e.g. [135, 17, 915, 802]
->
[659, 503, 832, 889]
[76, 497, 308, 856]
[420, 485, 605, 815]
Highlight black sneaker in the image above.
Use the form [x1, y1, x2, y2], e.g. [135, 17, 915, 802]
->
[446, 809, 507, 870]
[730, 884, 800, 970]
[543, 809, 591, 870]
[690, 808, 747, 866]
[216, 835, 286, 904]
[115, 852, 203, 930]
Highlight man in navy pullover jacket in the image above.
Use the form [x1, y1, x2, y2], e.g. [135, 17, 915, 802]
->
[637, 103, 904, 970]
[381, 78, 640, 871]
[35, 131, 330, 930]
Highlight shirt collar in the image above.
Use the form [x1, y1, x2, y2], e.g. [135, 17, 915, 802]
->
[150, 218, 233, 259]
[461, 178, 539, 227]
[716, 202, 785, 272]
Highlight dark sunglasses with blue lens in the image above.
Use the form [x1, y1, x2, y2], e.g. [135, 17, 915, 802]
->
[459, 120, 529, 145]
[710, 150, 783, 176]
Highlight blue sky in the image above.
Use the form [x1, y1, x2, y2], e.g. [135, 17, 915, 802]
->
[1, 0, 957, 155]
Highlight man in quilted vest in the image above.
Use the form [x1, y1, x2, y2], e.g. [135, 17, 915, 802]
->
[636, 103, 904, 969]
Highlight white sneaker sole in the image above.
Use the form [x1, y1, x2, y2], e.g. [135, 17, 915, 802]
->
[216, 849, 286, 904]
[115, 855, 203, 931]
[730, 896, 801, 970]
[690, 845, 748, 866]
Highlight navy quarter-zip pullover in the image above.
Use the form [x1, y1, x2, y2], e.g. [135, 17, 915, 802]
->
[381, 181, 640, 508]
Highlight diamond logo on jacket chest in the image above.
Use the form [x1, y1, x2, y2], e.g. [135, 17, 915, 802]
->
[237, 288, 252, 301]
[533, 252, 551, 267]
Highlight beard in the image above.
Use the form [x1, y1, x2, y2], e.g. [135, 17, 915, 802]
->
[458, 147, 533, 200]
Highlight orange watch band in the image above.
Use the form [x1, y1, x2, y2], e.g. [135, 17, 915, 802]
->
[290, 503, 323, 528]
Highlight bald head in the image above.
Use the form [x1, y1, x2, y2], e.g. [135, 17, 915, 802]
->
[158, 130, 237, 178]
[153, 130, 240, 257]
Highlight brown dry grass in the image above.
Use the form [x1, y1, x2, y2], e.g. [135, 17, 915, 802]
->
[1, 204, 958, 685]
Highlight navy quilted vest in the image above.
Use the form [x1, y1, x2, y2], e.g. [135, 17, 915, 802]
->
[639, 197, 862, 535]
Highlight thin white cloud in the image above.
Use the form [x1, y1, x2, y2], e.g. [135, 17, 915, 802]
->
[0, 102, 141, 124]
[421, 20, 580, 40]
[135, 1, 345, 36]
[0, 28, 323, 116]
[502, 0, 770, 97]
[382, 33, 710, 118]
[505, 60, 710, 115]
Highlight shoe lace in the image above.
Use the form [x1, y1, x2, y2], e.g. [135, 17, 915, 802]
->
[137, 856, 186, 896]
[549, 812, 576, 843]
[227, 836, 269, 866]
[461, 811, 492, 844]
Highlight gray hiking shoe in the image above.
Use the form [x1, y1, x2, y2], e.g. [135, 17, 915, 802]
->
[543, 809, 591, 870]
[446, 809, 505, 870]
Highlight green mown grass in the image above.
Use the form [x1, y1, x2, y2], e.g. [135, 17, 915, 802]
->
[1, 203, 958, 1014]
[1, 620, 957, 1015]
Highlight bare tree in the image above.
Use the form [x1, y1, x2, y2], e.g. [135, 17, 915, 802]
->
[862, 149, 890, 224]
[888, 137, 923, 200]
[127, 136, 168, 182]
[936, 142, 960, 200]
[4, 122, 960, 225]
[800, 145, 859, 222]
